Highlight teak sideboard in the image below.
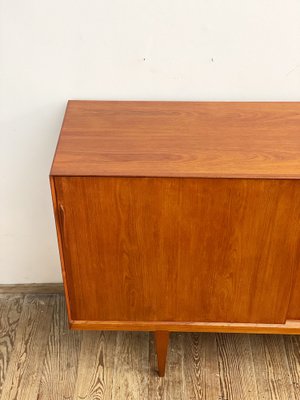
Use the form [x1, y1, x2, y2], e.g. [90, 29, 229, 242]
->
[50, 101, 300, 376]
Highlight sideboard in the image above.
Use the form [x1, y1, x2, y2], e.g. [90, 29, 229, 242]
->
[50, 101, 300, 376]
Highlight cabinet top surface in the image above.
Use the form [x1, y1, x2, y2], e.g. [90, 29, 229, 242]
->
[50, 101, 300, 178]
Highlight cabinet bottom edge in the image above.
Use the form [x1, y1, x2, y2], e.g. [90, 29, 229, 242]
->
[69, 319, 300, 334]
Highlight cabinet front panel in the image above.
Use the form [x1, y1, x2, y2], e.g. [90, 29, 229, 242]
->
[54, 177, 300, 324]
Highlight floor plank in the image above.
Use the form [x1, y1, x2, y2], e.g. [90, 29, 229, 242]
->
[73, 330, 117, 400]
[283, 335, 300, 399]
[250, 334, 296, 400]
[0, 295, 24, 396]
[182, 332, 221, 400]
[38, 295, 82, 400]
[0, 295, 54, 400]
[111, 331, 150, 400]
[216, 333, 258, 400]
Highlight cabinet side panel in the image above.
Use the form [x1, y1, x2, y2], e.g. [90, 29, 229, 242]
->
[54, 177, 300, 325]
[50, 176, 73, 323]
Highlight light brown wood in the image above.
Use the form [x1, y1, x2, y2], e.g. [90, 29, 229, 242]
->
[111, 332, 150, 398]
[1, 294, 300, 398]
[38, 295, 81, 399]
[0, 295, 54, 400]
[283, 335, 300, 397]
[154, 332, 169, 377]
[216, 334, 258, 399]
[51, 101, 300, 179]
[182, 333, 220, 399]
[73, 331, 116, 399]
[0, 295, 24, 394]
[250, 334, 297, 399]
[0, 283, 64, 294]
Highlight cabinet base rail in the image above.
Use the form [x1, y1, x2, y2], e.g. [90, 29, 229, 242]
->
[70, 319, 300, 334]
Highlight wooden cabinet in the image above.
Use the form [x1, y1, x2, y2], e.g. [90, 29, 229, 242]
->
[50, 101, 300, 376]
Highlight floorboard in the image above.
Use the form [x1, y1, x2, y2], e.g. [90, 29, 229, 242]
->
[250, 334, 296, 400]
[182, 332, 220, 400]
[73, 331, 117, 400]
[0, 295, 54, 400]
[38, 294, 82, 400]
[0, 295, 24, 395]
[283, 335, 300, 399]
[0, 294, 300, 399]
[111, 332, 149, 400]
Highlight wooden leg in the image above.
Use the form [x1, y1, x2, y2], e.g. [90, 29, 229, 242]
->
[154, 331, 170, 377]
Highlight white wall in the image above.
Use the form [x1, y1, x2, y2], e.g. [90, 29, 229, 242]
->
[1, 0, 300, 283]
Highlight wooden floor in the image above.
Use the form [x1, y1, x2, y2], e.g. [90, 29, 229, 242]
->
[1, 294, 300, 399]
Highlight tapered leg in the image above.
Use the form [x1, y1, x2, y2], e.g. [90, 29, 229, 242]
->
[154, 331, 170, 377]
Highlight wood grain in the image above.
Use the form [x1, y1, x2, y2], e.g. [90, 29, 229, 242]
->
[181, 333, 220, 400]
[1, 295, 300, 398]
[73, 331, 117, 399]
[0, 295, 24, 396]
[38, 295, 81, 400]
[111, 332, 149, 399]
[283, 336, 300, 399]
[51, 101, 300, 179]
[0, 295, 54, 400]
[250, 334, 296, 399]
[217, 333, 258, 399]
[54, 176, 300, 326]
